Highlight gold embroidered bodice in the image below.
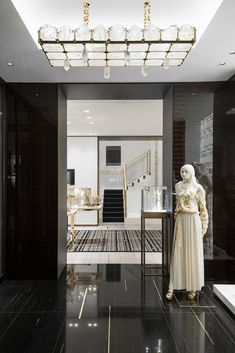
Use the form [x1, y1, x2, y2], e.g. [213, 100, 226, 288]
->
[175, 181, 208, 229]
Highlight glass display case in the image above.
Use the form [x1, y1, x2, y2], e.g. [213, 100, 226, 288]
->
[141, 186, 169, 275]
[141, 186, 168, 212]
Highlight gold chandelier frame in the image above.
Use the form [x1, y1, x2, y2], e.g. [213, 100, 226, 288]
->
[38, 1, 196, 77]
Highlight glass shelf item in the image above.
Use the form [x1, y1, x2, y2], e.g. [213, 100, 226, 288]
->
[142, 186, 168, 212]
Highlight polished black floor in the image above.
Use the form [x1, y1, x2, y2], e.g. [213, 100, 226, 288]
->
[0, 264, 234, 353]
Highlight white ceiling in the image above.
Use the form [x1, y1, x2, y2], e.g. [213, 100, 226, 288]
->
[0, 0, 235, 82]
[67, 100, 163, 136]
[11, 0, 222, 47]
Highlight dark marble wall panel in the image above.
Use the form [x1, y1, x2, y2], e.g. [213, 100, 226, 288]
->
[213, 81, 235, 280]
[6, 83, 66, 279]
[173, 84, 216, 260]
[57, 86, 67, 278]
[0, 79, 6, 280]
[163, 86, 173, 203]
[172, 82, 235, 280]
[173, 120, 185, 182]
[163, 86, 173, 270]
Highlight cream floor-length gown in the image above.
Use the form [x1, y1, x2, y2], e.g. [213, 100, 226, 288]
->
[169, 181, 208, 291]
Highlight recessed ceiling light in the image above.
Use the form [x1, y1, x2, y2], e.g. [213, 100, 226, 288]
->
[229, 51, 235, 54]
[192, 92, 196, 96]
[86, 116, 93, 119]
[219, 62, 226, 65]
[7, 62, 13, 66]
[84, 110, 90, 113]
[89, 121, 94, 125]
[67, 122, 71, 124]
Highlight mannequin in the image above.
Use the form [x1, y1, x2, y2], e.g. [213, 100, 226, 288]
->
[166, 164, 208, 300]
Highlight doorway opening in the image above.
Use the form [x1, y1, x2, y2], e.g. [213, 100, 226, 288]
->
[66, 97, 165, 265]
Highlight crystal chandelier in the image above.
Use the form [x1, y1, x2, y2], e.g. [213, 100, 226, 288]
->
[38, 1, 196, 79]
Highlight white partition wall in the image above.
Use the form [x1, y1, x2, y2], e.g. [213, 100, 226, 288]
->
[68, 137, 98, 225]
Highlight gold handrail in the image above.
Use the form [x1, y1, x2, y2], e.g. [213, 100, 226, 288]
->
[125, 149, 151, 169]
[123, 150, 151, 217]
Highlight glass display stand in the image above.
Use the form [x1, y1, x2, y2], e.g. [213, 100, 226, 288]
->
[141, 187, 169, 275]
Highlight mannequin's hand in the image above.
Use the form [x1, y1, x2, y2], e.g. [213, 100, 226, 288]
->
[202, 228, 207, 237]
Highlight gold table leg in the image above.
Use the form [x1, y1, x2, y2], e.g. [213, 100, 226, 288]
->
[68, 212, 75, 244]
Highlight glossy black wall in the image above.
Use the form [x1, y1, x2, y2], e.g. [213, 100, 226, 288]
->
[171, 82, 235, 280]
[163, 86, 173, 270]
[6, 83, 67, 279]
[0, 79, 6, 281]
[213, 80, 235, 280]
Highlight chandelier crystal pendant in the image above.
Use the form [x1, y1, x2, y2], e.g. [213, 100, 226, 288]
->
[38, 1, 196, 79]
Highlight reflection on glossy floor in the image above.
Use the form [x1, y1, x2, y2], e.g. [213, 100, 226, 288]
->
[0, 264, 234, 353]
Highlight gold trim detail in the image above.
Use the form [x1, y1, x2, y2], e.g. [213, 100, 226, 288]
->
[83, 2, 90, 25]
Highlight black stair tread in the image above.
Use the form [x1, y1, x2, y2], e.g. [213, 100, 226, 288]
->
[103, 206, 123, 209]
[103, 209, 124, 213]
[103, 213, 124, 216]
[104, 195, 123, 198]
[103, 217, 124, 222]
[103, 212, 123, 217]
[104, 199, 123, 204]
[104, 194, 123, 197]
[103, 189, 124, 223]
[103, 210, 124, 213]
[103, 199, 123, 202]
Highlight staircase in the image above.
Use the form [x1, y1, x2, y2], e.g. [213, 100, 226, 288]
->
[103, 189, 124, 223]
[126, 172, 151, 190]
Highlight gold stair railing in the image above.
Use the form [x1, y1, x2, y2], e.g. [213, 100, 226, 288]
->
[123, 150, 151, 217]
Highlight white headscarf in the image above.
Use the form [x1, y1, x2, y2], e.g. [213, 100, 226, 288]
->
[180, 164, 199, 188]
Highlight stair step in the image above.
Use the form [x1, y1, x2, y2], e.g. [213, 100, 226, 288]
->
[104, 189, 123, 194]
[103, 217, 124, 223]
[103, 188, 124, 223]
[103, 205, 123, 212]
[103, 200, 123, 205]
[104, 195, 123, 199]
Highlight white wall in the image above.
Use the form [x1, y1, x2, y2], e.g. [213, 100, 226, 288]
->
[99, 139, 163, 218]
[68, 137, 98, 225]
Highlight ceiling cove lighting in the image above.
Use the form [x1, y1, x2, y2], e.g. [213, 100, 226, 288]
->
[38, 1, 196, 79]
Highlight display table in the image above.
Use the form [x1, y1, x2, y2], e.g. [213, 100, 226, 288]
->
[67, 208, 79, 243]
[141, 209, 169, 275]
[67, 205, 103, 243]
[76, 205, 103, 212]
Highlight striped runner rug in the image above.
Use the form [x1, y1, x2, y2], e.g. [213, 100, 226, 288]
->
[67, 230, 162, 252]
